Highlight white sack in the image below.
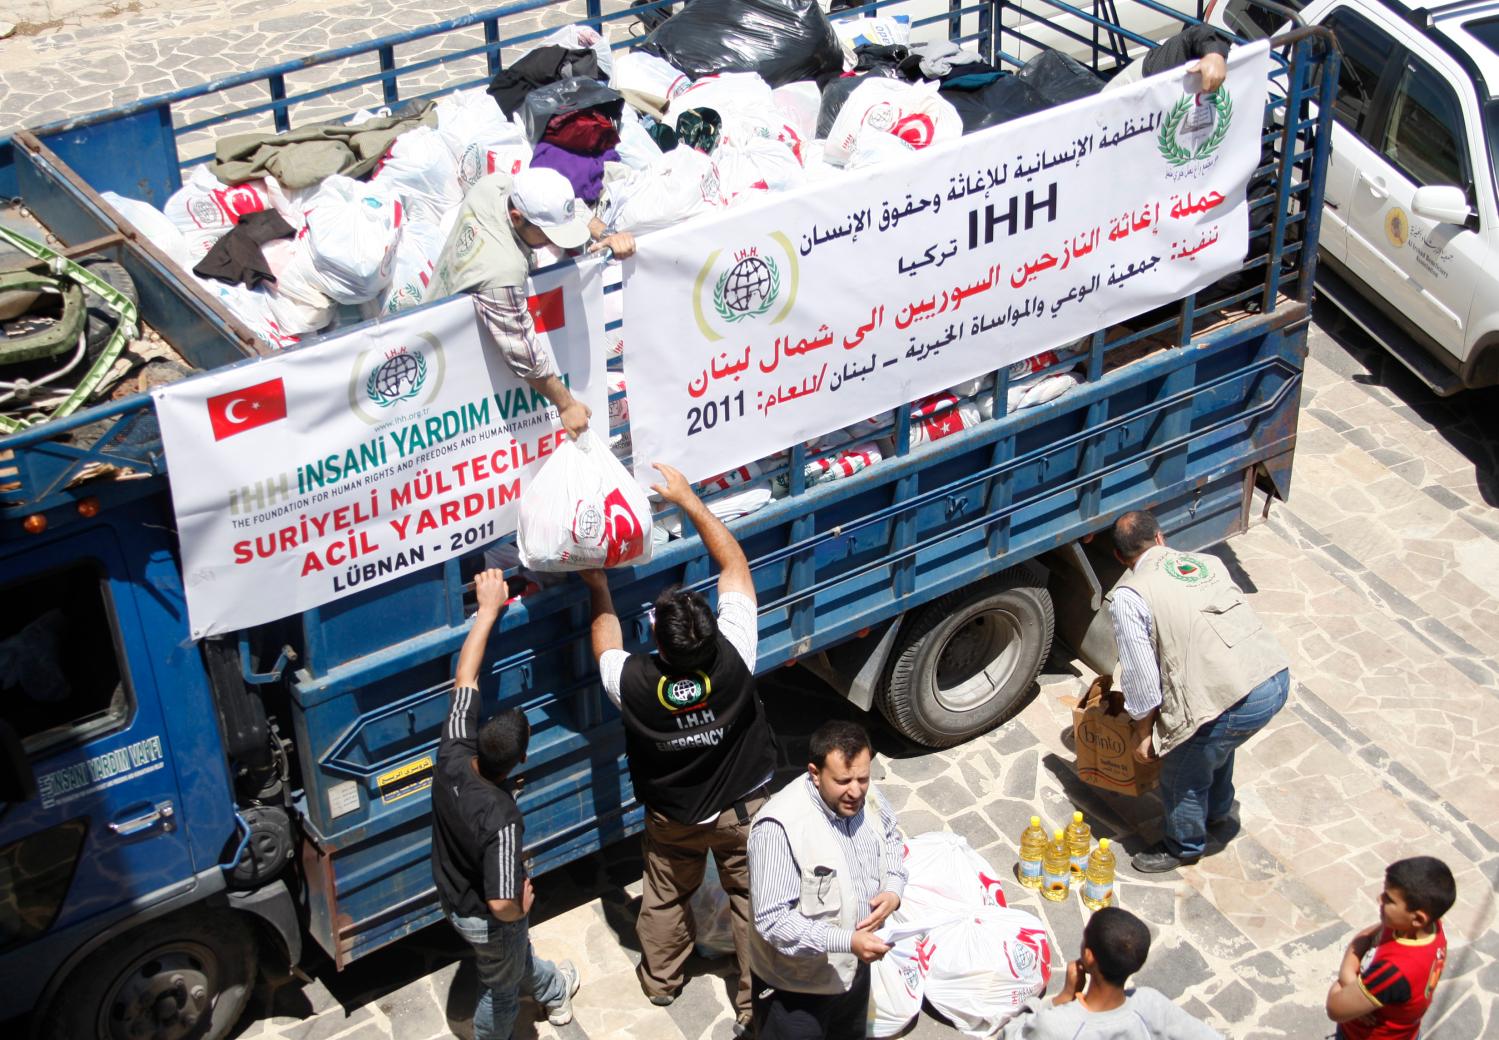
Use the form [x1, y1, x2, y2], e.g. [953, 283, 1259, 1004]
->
[436, 88, 533, 189]
[871, 922, 937, 1038]
[908, 401, 982, 447]
[101, 191, 192, 270]
[773, 81, 823, 141]
[660, 465, 773, 537]
[195, 277, 299, 351]
[302, 174, 403, 304]
[901, 831, 1010, 913]
[612, 50, 692, 115]
[616, 107, 665, 170]
[922, 907, 1052, 1038]
[602, 147, 724, 234]
[607, 372, 628, 427]
[163, 166, 276, 262]
[373, 220, 447, 316]
[372, 125, 462, 225]
[847, 124, 917, 170]
[825, 78, 962, 166]
[263, 239, 335, 335]
[518, 431, 655, 571]
[715, 132, 806, 203]
[667, 72, 775, 127]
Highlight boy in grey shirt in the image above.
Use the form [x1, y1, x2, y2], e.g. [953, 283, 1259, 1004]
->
[1001, 908, 1221, 1039]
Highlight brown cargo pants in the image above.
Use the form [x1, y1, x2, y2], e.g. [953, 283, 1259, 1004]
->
[635, 792, 767, 1016]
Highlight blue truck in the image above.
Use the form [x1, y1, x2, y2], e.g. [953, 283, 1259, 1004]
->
[0, 1, 1337, 1036]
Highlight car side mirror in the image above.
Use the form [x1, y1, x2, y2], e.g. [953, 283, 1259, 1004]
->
[1411, 185, 1472, 226]
[0, 719, 38, 803]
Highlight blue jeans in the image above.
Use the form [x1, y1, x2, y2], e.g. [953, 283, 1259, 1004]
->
[1159, 669, 1289, 860]
[448, 911, 566, 1040]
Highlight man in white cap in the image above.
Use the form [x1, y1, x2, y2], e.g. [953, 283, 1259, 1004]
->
[431, 167, 635, 439]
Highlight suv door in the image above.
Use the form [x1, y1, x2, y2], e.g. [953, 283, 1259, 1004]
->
[1315, 5, 1401, 262]
[1344, 51, 1483, 363]
[0, 530, 195, 962]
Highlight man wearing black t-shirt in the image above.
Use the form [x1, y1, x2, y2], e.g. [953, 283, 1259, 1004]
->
[431, 568, 579, 1039]
[580, 462, 777, 1038]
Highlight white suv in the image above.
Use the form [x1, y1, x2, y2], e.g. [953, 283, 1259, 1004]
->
[1211, 0, 1499, 392]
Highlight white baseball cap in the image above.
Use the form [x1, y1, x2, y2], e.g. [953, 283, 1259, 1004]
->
[510, 168, 591, 250]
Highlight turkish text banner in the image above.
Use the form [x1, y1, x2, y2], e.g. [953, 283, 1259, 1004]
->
[156, 262, 607, 638]
[623, 42, 1272, 485]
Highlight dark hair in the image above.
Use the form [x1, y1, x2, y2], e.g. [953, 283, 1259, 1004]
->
[1083, 907, 1152, 985]
[478, 707, 530, 780]
[808, 720, 872, 769]
[654, 584, 718, 669]
[1386, 857, 1456, 921]
[1112, 510, 1162, 560]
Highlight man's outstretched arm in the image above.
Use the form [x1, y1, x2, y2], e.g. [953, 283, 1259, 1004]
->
[649, 462, 754, 602]
[456, 568, 508, 690]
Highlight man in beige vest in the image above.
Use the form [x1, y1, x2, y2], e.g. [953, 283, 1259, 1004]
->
[746, 720, 907, 1039]
[1107, 511, 1290, 873]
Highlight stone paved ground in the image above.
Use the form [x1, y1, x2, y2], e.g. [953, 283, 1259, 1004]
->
[5, 5, 1497, 1038]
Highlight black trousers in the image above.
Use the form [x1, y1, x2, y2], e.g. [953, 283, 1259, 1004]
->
[750, 966, 871, 1040]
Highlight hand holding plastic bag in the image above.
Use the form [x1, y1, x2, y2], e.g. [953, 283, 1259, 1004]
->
[519, 431, 655, 571]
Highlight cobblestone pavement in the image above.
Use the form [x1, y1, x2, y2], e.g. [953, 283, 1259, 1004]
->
[6, 5, 1498, 1039]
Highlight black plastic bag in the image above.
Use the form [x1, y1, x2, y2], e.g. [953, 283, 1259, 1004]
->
[643, 0, 843, 87]
[487, 46, 602, 117]
[517, 78, 624, 145]
[817, 71, 898, 139]
[1015, 50, 1105, 107]
[941, 75, 1051, 134]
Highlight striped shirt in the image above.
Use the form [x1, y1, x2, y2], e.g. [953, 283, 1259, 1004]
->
[1109, 586, 1163, 720]
[472, 286, 560, 382]
[431, 685, 528, 917]
[747, 776, 907, 957]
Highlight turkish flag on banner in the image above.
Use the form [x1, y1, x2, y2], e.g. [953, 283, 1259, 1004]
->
[527, 287, 566, 333]
[205, 378, 287, 441]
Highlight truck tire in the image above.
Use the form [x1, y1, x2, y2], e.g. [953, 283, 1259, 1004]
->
[877, 572, 1054, 748]
[39, 906, 255, 1040]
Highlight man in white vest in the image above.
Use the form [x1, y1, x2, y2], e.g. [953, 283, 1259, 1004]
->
[1107, 510, 1290, 873]
[746, 720, 907, 1039]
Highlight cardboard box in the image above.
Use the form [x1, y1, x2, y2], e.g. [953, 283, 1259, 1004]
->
[1072, 676, 1161, 796]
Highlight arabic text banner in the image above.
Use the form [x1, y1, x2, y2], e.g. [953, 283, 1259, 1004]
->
[623, 43, 1271, 485]
[156, 262, 607, 639]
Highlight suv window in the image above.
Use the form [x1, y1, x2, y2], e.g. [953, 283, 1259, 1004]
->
[1324, 8, 1395, 136]
[1381, 57, 1471, 193]
[1, 564, 130, 754]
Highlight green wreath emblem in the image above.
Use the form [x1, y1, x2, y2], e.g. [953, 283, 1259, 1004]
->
[713, 256, 781, 324]
[1157, 90, 1234, 167]
[365, 350, 428, 407]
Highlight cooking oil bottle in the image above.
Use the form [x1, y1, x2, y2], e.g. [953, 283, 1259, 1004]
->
[1018, 816, 1048, 889]
[1042, 829, 1071, 901]
[1065, 811, 1092, 876]
[1081, 838, 1117, 910]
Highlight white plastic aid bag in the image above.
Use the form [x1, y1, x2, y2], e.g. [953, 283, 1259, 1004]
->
[660, 465, 773, 538]
[263, 239, 335, 335]
[715, 134, 806, 203]
[163, 166, 276, 261]
[667, 72, 775, 128]
[688, 856, 736, 959]
[436, 88, 534, 189]
[922, 907, 1052, 1038]
[374, 220, 447, 316]
[603, 147, 724, 234]
[518, 431, 655, 571]
[372, 125, 462, 225]
[303, 174, 404, 304]
[772, 81, 822, 141]
[611, 50, 692, 115]
[825, 78, 963, 166]
[101, 191, 193, 270]
[870, 922, 939, 1038]
[901, 832, 1010, 913]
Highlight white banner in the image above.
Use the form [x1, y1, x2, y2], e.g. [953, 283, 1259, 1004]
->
[156, 262, 607, 638]
[623, 43, 1272, 484]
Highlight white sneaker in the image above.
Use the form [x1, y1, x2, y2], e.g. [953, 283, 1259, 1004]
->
[547, 960, 580, 1026]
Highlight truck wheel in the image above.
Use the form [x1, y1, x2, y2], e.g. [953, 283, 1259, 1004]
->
[40, 907, 254, 1040]
[877, 573, 1054, 748]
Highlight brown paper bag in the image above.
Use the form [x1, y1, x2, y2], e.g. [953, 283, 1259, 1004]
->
[1072, 676, 1161, 796]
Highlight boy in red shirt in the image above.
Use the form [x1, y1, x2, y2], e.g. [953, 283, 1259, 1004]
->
[1326, 856, 1455, 1040]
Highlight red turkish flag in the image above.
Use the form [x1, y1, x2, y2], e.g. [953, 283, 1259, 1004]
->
[527, 287, 566, 333]
[206, 378, 287, 441]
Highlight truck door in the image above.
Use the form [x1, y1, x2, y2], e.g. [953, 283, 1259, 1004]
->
[1340, 46, 1483, 360]
[1314, 4, 1402, 263]
[0, 529, 195, 962]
